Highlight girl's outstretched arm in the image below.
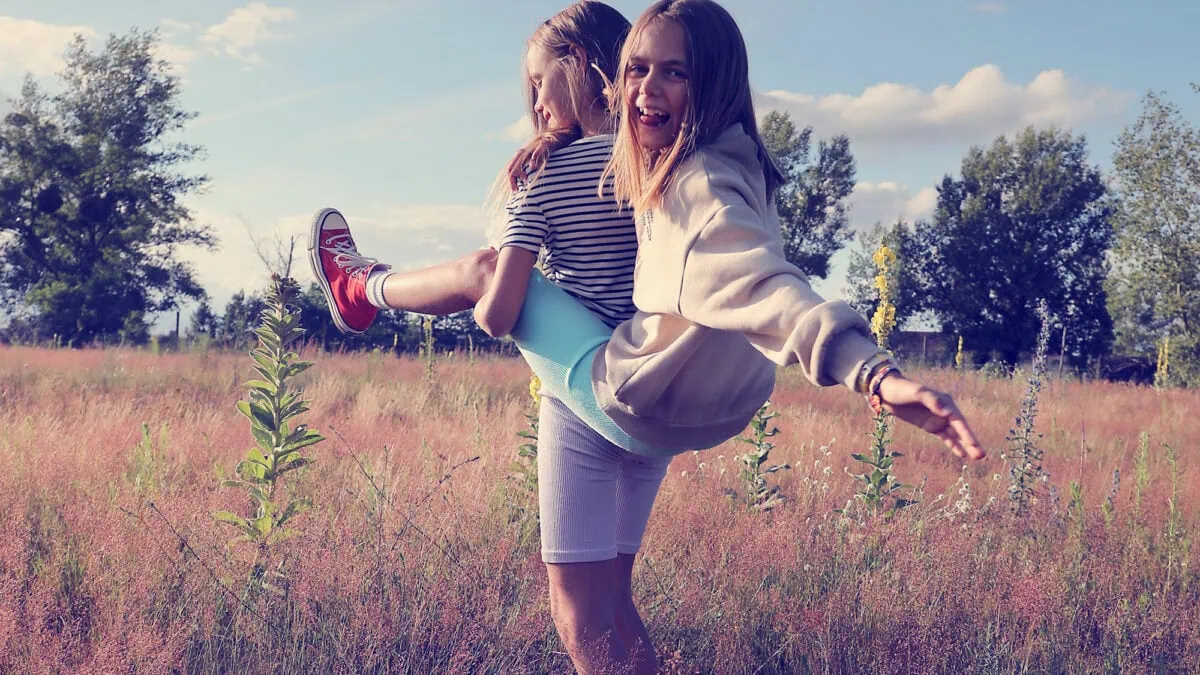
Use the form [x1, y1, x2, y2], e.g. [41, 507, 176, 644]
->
[473, 246, 539, 338]
[673, 198, 986, 460]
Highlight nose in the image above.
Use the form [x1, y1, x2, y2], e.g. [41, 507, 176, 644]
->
[639, 68, 663, 97]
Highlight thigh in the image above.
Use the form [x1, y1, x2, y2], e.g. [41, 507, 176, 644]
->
[545, 558, 619, 617]
[509, 272, 669, 457]
[614, 452, 672, 554]
[537, 395, 627, 564]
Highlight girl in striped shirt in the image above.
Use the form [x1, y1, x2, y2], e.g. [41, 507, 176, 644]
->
[309, 3, 666, 671]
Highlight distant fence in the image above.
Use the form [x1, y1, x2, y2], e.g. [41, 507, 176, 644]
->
[889, 330, 1156, 385]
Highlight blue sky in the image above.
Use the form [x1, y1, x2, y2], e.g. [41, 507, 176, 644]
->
[2, 0, 1198, 331]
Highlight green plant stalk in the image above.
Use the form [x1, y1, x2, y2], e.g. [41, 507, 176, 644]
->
[422, 315, 435, 381]
[1164, 443, 1183, 594]
[843, 243, 913, 517]
[1006, 300, 1052, 518]
[213, 275, 324, 601]
[843, 411, 914, 517]
[729, 401, 790, 512]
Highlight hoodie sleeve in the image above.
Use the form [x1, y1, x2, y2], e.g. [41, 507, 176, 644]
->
[676, 198, 883, 390]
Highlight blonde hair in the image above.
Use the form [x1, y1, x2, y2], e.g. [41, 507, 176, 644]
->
[485, 1, 629, 217]
[603, 0, 785, 213]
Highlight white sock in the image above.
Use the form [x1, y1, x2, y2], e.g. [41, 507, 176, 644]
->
[365, 267, 393, 309]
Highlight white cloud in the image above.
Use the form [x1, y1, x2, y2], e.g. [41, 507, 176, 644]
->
[152, 41, 199, 75]
[200, 3, 295, 65]
[490, 116, 534, 143]
[975, 3, 1005, 12]
[850, 181, 938, 230]
[0, 17, 95, 76]
[159, 18, 197, 39]
[758, 64, 1130, 148]
[151, 18, 200, 74]
[359, 204, 492, 233]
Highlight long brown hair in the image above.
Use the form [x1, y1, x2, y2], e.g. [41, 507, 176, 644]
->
[524, 1, 628, 146]
[603, 0, 785, 213]
[485, 2, 629, 223]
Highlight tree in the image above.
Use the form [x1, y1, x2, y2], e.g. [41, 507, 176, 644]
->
[1109, 88, 1200, 386]
[187, 297, 218, 340]
[845, 219, 929, 329]
[0, 29, 212, 345]
[431, 310, 503, 353]
[219, 291, 268, 349]
[759, 110, 857, 279]
[918, 126, 1113, 367]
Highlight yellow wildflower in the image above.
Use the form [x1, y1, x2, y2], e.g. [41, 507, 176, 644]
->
[529, 373, 542, 407]
[870, 244, 898, 349]
[872, 245, 897, 269]
[1155, 334, 1170, 389]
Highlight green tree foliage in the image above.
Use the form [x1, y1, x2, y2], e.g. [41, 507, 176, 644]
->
[759, 110, 857, 279]
[917, 126, 1113, 367]
[205, 283, 508, 355]
[0, 29, 211, 345]
[1108, 89, 1200, 386]
[845, 219, 929, 329]
[186, 297, 218, 341]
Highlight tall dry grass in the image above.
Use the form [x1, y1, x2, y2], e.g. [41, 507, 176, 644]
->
[0, 344, 1196, 673]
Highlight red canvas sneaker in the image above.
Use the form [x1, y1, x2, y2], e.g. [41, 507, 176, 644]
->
[308, 207, 382, 335]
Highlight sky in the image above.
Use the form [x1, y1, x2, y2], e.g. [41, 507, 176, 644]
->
[1, 0, 1198, 332]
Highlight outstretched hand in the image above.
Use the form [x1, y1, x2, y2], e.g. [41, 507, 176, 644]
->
[876, 374, 986, 461]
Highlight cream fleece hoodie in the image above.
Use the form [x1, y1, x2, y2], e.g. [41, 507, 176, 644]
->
[590, 123, 885, 452]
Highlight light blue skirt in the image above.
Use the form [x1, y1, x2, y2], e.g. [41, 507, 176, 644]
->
[508, 271, 675, 457]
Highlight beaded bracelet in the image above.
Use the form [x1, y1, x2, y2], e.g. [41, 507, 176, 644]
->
[855, 352, 893, 395]
[865, 363, 900, 415]
[868, 363, 899, 398]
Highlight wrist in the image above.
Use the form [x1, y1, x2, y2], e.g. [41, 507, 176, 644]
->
[854, 352, 894, 394]
[874, 369, 906, 400]
[865, 362, 903, 415]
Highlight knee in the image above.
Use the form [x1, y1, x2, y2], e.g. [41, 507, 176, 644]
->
[459, 248, 497, 296]
[549, 588, 618, 652]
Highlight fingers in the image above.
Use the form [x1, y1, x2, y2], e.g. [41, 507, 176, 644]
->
[506, 159, 522, 191]
[506, 148, 532, 191]
[922, 389, 987, 461]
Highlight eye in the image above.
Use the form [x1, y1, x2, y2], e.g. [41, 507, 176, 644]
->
[668, 69, 688, 80]
[627, 64, 648, 76]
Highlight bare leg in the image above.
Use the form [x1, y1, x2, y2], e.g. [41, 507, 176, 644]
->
[380, 248, 497, 315]
[546, 560, 637, 674]
[612, 553, 656, 673]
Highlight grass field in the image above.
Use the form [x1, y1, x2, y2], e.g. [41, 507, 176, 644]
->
[0, 344, 1196, 673]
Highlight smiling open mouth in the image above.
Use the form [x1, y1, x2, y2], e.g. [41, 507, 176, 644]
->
[637, 106, 670, 127]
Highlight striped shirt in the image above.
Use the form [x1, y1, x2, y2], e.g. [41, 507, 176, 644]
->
[499, 134, 638, 328]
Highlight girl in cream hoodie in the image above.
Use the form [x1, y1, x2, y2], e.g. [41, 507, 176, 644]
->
[497, 5, 987, 671]
[511, 0, 986, 466]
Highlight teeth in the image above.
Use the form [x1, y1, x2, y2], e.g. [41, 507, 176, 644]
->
[638, 107, 667, 117]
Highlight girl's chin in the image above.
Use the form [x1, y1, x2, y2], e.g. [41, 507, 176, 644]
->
[634, 124, 678, 152]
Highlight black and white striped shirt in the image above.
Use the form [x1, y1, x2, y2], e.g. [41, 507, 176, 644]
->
[500, 134, 637, 328]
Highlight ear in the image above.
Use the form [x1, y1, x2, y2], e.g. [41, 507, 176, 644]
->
[568, 44, 590, 71]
